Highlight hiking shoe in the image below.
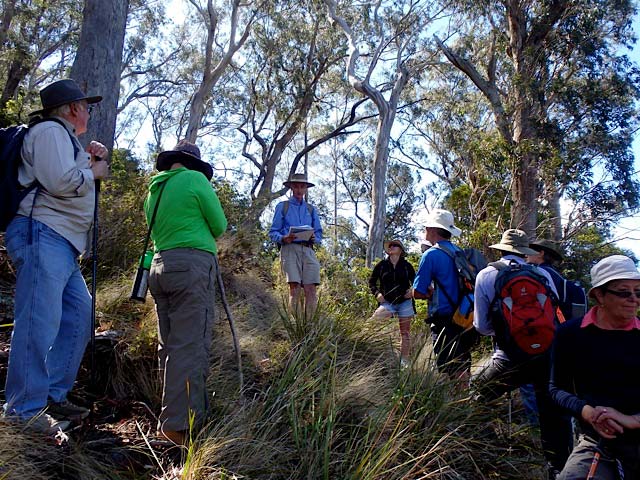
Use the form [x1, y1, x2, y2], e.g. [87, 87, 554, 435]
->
[47, 400, 90, 421]
[5, 413, 70, 435]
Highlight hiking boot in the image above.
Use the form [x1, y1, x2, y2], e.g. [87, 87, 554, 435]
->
[47, 400, 90, 421]
[5, 413, 70, 435]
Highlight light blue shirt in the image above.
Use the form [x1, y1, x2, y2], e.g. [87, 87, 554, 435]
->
[473, 254, 558, 360]
[413, 240, 460, 316]
[269, 196, 322, 245]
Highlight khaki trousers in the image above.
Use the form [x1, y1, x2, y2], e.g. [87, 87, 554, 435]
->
[149, 248, 217, 432]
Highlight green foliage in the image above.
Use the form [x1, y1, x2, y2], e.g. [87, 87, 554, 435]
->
[84, 148, 149, 279]
[212, 177, 251, 233]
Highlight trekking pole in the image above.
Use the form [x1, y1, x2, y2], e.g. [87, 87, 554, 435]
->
[586, 450, 600, 480]
[90, 176, 100, 390]
[214, 255, 243, 393]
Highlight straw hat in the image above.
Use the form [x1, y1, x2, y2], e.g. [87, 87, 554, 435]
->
[383, 239, 407, 256]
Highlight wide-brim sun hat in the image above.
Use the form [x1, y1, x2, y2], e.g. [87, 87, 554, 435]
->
[156, 140, 214, 180]
[588, 255, 640, 297]
[283, 173, 315, 188]
[30, 79, 102, 116]
[423, 209, 462, 237]
[490, 229, 538, 256]
[530, 238, 564, 262]
[384, 239, 407, 256]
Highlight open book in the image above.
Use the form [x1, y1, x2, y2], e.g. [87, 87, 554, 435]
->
[288, 225, 314, 242]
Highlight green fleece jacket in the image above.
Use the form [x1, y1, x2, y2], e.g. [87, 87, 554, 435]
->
[144, 168, 227, 255]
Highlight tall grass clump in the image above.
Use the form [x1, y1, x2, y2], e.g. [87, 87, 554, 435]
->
[174, 291, 545, 480]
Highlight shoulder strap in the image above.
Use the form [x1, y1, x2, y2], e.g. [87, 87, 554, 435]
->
[283, 200, 315, 224]
[139, 181, 169, 267]
[433, 242, 455, 259]
[29, 117, 80, 159]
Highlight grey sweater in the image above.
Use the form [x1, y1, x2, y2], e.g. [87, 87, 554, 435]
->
[17, 117, 96, 254]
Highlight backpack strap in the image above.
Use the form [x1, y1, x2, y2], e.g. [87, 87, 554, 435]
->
[282, 199, 315, 228]
[431, 245, 464, 311]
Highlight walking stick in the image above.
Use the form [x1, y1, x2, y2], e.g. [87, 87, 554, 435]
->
[214, 255, 243, 392]
[90, 177, 100, 390]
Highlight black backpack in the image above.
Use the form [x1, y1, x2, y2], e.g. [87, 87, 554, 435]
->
[539, 264, 588, 321]
[0, 118, 75, 231]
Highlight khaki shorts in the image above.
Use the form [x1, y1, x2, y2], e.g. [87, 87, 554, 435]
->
[280, 243, 321, 285]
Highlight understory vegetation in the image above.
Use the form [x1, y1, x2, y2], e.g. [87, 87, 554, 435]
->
[1, 229, 548, 479]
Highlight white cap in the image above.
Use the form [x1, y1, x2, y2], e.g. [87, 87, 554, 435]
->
[588, 255, 640, 297]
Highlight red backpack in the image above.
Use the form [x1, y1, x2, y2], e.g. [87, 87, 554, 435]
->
[490, 260, 559, 361]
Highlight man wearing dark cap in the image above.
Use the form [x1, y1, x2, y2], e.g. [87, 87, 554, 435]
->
[145, 139, 227, 445]
[269, 173, 322, 318]
[3, 79, 109, 434]
[527, 239, 587, 321]
[472, 229, 572, 477]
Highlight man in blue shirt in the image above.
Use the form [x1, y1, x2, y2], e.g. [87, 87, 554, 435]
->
[413, 209, 476, 378]
[269, 173, 322, 318]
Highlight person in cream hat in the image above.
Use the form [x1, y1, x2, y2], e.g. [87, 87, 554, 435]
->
[413, 209, 477, 378]
[550, 255, 640, 479]
[269, 172, 322, 319]
[423, 208, 462, 237]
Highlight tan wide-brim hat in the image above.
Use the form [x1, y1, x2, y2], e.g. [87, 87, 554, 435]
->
[588, 255, 640, 297]
[283, 173, 315, 188]
[490, 229, 538, 256]
[384, 239, 407, 256]
[423, 209, 462, 237]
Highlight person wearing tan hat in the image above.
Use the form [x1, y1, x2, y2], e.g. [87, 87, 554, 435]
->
[145, 140, 227, 445]
[269, 173, 323, 318]
[368, 239, 416, 367]
[3, 79, 109, 435]
[412, 209, 477, 378]
[472, 229, 572, 475]
[550, 255, 640, 479]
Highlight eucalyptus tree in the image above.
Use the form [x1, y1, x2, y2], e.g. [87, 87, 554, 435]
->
[0, 0, 82, 121]
[324, 0, 444, 266]
[182, 0, 259, 143]
[235, 0, 365, 229]
[434, 0, 640, 239]
[71, 0, 129, 152]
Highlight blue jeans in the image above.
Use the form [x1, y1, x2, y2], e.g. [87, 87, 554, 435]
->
[4, 217, 92, 418]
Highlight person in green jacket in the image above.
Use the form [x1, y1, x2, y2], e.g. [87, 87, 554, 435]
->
[144, 140, 227, 445]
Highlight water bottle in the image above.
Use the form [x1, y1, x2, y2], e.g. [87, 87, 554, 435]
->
[130, 250, 153, 302]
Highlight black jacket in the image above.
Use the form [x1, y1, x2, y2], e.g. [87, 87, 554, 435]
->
[369, 257, 415, 305]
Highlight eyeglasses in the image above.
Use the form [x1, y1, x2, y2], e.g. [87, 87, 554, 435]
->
[388, 244, 401, 248]
[603, 288, 640, 299]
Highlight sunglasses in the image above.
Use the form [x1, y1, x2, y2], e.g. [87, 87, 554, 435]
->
[87, 105, 94, 114]
[388, 243, 401, 248]
[603, 288, 640, 299]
